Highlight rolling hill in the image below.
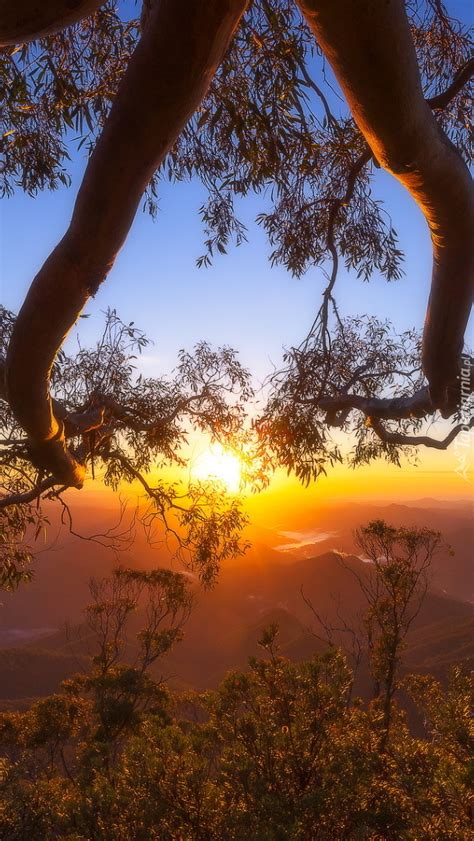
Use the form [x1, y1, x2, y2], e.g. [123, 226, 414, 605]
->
[1, 544, 472, 704]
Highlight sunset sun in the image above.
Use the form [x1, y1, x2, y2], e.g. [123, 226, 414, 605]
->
[192, 443, 242, 493]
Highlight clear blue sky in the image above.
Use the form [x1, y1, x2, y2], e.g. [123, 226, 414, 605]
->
[1, 1, 472, 385]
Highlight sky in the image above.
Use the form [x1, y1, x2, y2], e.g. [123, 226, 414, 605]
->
[1, 0, 473, 506]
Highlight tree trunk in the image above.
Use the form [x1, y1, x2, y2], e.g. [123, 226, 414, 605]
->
[0, 0, 105, 45]
[297, 0, 474, 407]
[6, 0, 248, 486]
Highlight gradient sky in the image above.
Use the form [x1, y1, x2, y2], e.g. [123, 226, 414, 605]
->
[1, 0, 472, 503]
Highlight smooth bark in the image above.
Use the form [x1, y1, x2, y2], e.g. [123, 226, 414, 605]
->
[297, 0, 474, 407]
[0, 0, 104, 45]
[6, 0, 248, 486]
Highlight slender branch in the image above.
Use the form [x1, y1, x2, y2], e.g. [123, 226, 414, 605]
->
[427, 57, 474, 110]
[318, 146, 373, 338]
[56, 493, 136, 551]
[294, 56, 337, 127]
[369, 416, 474, 450]
[0, 477, 57, 509]
[111, 450, 160, 500]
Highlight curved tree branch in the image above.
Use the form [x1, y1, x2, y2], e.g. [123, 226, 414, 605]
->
[368, 416, 474, 451]
[0, 476, 57, 509]
[427, 56, 474, 110]
[297, 0, 474, 408]
[5, 0, 248, 488]
[320, 352, 472, 425]
[319, 146, 373, 338]
[307, 56, 473, 349]
[0, 0, 105, 46]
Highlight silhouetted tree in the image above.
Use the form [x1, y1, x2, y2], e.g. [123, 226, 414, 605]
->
[353, 521, 442, 747]
[1, 0, 472, 483]
[303, 520, 443, 746]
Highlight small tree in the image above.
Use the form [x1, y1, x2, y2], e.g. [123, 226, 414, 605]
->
[0, 566, 192, 787]
[303, 520, 443, 747]
[68, 567, 193, 754]
[354, 521, 442, 747]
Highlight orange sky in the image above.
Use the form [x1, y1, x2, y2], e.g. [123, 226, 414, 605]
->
[69, 440, 473, 536]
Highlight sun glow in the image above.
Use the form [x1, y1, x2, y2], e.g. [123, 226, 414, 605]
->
[191, 443, 242, 493]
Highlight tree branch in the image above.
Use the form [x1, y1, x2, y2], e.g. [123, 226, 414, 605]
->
[0, 0, 104, 46]
[427, 57, 474, 110]
[294, 55, 337, 128]
[368, 416, 474, 450]
[110, 450, 161, 501]
[319, 387, 433, 423]
[5, 0, 248, 488]
[318, 355, 473, 425]
[298, 0, 474, 409]
[0, 477, 57, 509]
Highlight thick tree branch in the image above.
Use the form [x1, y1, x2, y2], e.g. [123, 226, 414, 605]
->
[52, 392, 209, 439]
[298, 0, 474, 408]
[320, 355, 473, 426]
[5, 0, 248, 488]
[0, 0, 105, 46]
[313, 57, 472, 340]
[86, 393, 207, 435]
[319, 387, 433, 423]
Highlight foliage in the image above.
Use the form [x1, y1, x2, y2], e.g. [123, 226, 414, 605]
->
[257, 316, 430, 483]
[0, 3, 137, 195]
[0, 526, 471, 840]
[0, 306, 254, 589]
[0, 504, 47, 590]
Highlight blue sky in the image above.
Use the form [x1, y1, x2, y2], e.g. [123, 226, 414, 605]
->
[0, 138, 438, 381]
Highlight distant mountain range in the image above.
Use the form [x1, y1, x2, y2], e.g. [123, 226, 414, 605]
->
[0, 499, 472, 706]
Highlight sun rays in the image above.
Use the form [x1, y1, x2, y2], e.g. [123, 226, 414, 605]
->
[191, 443, 243, 493]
